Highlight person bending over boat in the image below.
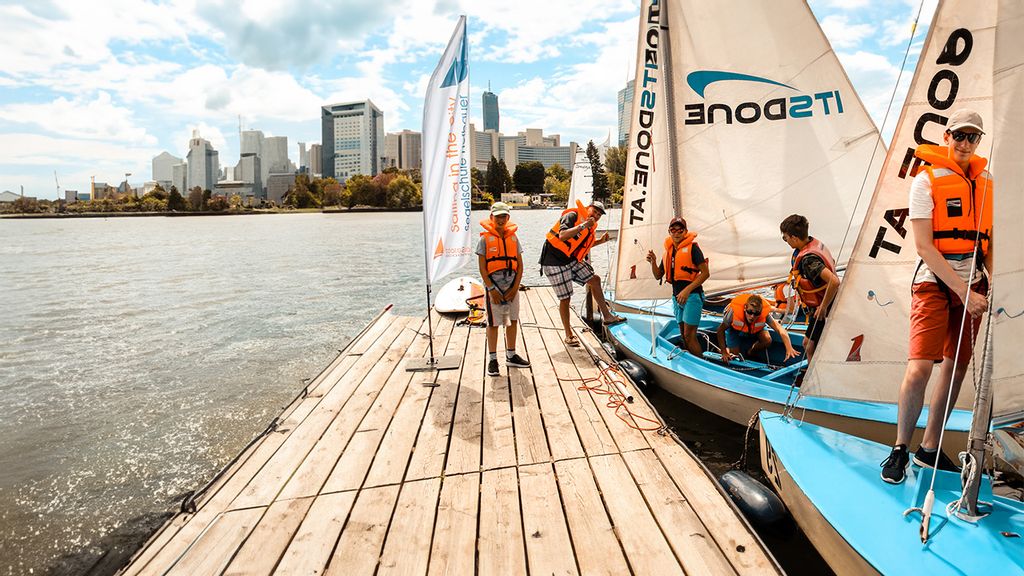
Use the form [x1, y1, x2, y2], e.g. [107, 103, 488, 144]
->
[477, 202, 531, 377]
[881, 109, 993, 485]
[715, 294, 797, 365]
[539, 200, 625, 347]
[780, 214, 839, 362]
[645, 217, 710, 356]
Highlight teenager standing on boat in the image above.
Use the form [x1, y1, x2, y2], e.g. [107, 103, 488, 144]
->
[780, 214, 839, 362]
[540, 200, 624, 347]
[881, 109, 993, 485]
[645, 217, 710, 356]
[477, 202, 531, 377]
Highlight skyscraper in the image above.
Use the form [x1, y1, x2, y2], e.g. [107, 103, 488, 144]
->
[384, 130, 422, 170]
[482, 87, 499, 132]
[309, 144, 322, 177]
[152, 151, 182, 188]
[617, 81, 635, 148]
[186, 130, 219, 192]
[321, 100, 384, 181]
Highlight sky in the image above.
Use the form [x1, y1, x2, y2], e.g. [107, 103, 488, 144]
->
[0, 0, 938, 199]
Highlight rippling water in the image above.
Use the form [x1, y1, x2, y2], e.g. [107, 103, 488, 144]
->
[0, 210, 622, 574]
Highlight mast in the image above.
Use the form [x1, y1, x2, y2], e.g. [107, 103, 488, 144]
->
[659, 0, 681, 217]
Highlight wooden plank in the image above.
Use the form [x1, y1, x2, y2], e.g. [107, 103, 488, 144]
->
[477, 467, 527, 576]
[292, 316, 438, 496]
[528, 288, 617, 457]
[325, 485, 401, 576]
[518, 463, 578, 576]
[588, 453, 684, 576]
[126, 394, 326, 576]
[404, 324, 470, 481]
[362, 317, 458, 488]
[517, 322, 584, 463]
[652, 440, 779, 575]
[445, 325, 487, 476]
[274, 491, 357, 575]
[377, 478, 443, 575]
[222, 496, 314, 575]
[305, 353, 360, 398]
[427, 472, 479, 576]
[161, 507, 265, 576]
[552, 459, 630, 576]
[346, 310, 398, 355]
[233, 318, 419, 507]
[482, 353, 517, 471]
[623, 450, 738, 576]
[507, 364, 551, 466]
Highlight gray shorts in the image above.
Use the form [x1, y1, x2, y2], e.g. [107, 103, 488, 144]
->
[485, 293, 520, 326]
[543, 260, 595, 300]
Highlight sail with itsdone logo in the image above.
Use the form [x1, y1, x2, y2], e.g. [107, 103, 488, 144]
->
[606, 0, 886, 426]
[762, 2, 1024, 571]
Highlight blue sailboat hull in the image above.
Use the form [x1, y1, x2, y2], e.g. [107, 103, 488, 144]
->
[759, 411, 1024, 575]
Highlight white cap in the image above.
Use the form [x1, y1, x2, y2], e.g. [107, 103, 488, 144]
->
[947, 109, 985, 134]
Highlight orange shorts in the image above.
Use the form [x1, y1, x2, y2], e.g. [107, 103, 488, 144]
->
[908, 280, 986, 363]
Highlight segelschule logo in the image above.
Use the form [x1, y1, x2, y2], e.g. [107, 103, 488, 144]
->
[683, 70, 844, 125]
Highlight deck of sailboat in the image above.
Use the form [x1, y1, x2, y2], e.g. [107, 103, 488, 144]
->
[117, 286, 781, 576]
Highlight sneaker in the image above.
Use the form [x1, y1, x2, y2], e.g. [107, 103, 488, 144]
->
[487, 358, 500, 376]
[506, 353, 531, 368]
[912, 446, 962, 472]
[880, 445, 910, 484]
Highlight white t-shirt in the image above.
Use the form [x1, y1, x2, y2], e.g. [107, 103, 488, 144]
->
[908, 172, 986, 285]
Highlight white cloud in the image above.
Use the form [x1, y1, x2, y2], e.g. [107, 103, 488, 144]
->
[820, 15, 875, 49]
[0, 92, 155, 144]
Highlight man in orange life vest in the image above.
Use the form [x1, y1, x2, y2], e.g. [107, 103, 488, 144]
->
[539, 200, 624, 347]
[716, 293, 798, 365]
[780, 214, 840, 362]
[645, 217, 710, 356]
[881, 109, 993, 485]
[477, 202, 531, 377]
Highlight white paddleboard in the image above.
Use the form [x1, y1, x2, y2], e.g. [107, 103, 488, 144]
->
[434, 275, 485, 314]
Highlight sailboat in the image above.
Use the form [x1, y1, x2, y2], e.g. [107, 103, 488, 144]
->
[607, 0, 886, 423]
[759, 1, 1024, 571]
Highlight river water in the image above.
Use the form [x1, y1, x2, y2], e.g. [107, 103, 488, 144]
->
[0, 211, 827, 574]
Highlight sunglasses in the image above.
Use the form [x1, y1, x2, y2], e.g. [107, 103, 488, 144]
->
[948, 130, 981, 144]
[669, 227, 685, 233]
[744, 308, 759, 316]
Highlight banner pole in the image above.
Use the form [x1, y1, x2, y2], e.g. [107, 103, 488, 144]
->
[424, 281, 436, 363]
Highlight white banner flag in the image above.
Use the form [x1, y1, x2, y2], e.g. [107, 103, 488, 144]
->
[422, 15, 472, 285]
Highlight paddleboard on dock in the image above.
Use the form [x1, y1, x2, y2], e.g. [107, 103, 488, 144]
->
[434, 275, 484, 314]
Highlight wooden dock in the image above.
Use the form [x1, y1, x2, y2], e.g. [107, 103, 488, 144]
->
[118, 286, 782, 575]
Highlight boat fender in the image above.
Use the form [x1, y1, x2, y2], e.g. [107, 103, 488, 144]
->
[601, 342, 621, 361]
[718, 470, 786, 526]
[617, 359, 650, 388]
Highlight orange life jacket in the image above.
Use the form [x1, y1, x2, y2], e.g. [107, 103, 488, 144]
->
[663, 232, 700, 283]
[480, 219, 519, 276]
[788, 237, 836, 309]
[728, 293, 771, 334]
[914, 144, 993, 256]
[545, 200, 595, 262]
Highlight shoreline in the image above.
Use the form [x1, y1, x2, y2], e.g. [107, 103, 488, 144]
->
[0, 202, 513, 219]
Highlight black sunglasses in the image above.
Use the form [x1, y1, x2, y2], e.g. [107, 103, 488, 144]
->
[948, 130, 981, 144]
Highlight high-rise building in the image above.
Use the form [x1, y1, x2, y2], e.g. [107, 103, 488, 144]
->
[384, 133, 400, 169]
[321, 100, 384, 181]
[240, 130, 264, 157]
[384, 130, 422, 170]
[617, 80, 635, 148]
[235, 155, 262, 200]
[309, 144, 322, 177]
[298, 142, 309, 172]
[152, 151, 182, 188]
[171, 163, 187, 194]
[482, 87, 499, 132]
[186, 130, 219, 192]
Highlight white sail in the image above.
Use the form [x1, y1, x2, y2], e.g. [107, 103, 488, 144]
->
[615, 0, 884, 297]
[803, 2, 997, 412]
[567, 148, 593, 207]
[989, 0, 1024, 418]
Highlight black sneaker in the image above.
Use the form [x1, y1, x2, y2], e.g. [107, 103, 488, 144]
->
[506, 353, 531, 368]
[912, 446, 962, 473]
[880, 445, 910, 484]
[487, 358, 500, 376]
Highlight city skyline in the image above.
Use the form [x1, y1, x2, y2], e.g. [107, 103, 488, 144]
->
[1, 1, 937, 199]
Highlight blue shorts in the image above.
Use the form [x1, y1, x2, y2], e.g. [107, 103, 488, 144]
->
[673, 292, 705, 326]
[726, 328, 767, 352]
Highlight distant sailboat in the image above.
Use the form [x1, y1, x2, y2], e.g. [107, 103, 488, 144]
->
[607, 0, 887, 426]
[761, 1, 1024, 572]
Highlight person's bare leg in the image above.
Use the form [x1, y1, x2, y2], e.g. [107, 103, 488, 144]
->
[559, 298, 573, 341]
[505, 321, 518, 351]
[682, 323, 702, 356]
[920, 357, 969, 449]
[487, 326, 498, 354]
[896, 359, 935, 447]
[748, 331, 772, 359]
[586, 275, 619, 321]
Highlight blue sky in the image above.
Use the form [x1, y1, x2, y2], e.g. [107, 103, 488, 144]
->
[0, 0, 936, 199]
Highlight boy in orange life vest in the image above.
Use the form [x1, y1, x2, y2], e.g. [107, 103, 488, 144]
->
[780, 214, 839, 361]
[645, 217, 710, 356]
[880, 109, 993, 485]
[715, 294, 797, 364]
[476, 202, 531, 377]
